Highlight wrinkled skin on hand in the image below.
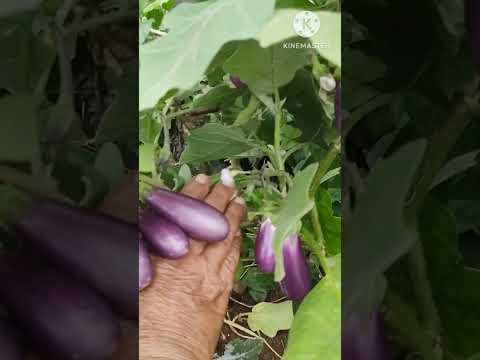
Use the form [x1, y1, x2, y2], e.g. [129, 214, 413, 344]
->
[139, 175, 246, 360]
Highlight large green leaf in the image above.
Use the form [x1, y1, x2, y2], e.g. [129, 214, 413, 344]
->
[316, 187, 341, 256]
[283, 255, 341, 360]
[343, 140, 427, 317]
[272, 163, 318, 281]
[223, 40, 309, 94]
[180, 123, 259, 164]
[257, 10, 341, 68]
[247, 301, 294, 338]
[139, 0, 275, 109]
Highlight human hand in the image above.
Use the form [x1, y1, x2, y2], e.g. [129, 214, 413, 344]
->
[139, 174, 246, 360]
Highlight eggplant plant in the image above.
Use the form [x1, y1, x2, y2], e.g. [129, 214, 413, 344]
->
[139, 0, 341, 358]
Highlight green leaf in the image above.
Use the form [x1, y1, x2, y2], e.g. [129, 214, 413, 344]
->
[272, 163, 318, 281]
[192, 85, 245, 110]
[431, 150, 479, 189]
[223, 40, 309, 94]
[96, 63, 138, 146]
[281, 69, 329, 145]
[139, 143, 156, 173]
[283, 255, 340, 360]
[240, 267, 276, 303]
[343, 141, 427, 317]
[257, 10, 341, 68]
[420, 199, 480, 358]
[315, 188, 341, 255]
[214, 338, 263, 360]
[94, 143, 125, 190]
[180, 123, 259, 164]
[0, 94, 40, 165]
[139, 0, 276, 109]
[247, 301, 294, 338]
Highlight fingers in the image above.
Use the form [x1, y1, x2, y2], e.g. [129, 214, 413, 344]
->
[204, 182, 237, 213]
[180, 174, 210, 200]
[204, 196, 246, 269]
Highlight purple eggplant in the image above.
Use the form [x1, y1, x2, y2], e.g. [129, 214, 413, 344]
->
[139, 208, 189, 259]
[147, 188, 230, 242]
[255, 219, 276, 273]
[280, 234, 312, 301]
[230, 75, 247, 89]
[139, 236, 153, 291]
[15, 199, 138, 319]
[0, 320, 22, 360]
[0, 266, 120, 360]
[255, 219, 312, 300]
[342, 311, 391, 360]
[467, 0, 480, 67]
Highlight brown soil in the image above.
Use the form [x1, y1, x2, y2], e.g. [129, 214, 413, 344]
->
[217, 287, 289, 360]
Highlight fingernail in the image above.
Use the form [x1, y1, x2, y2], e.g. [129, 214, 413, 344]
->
[221, 168, 235, 188]
[233, 197, 245, 205]
[195, 174, 209, 184]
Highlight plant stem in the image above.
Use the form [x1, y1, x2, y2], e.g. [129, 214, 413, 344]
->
[64, 10, 136, 35]
[307, 206, 329, 275]
[404, 95, 474, 359]
[310, 138, 340, 197]
[273, 89, 287, 195]
[165, 107, 219, 121]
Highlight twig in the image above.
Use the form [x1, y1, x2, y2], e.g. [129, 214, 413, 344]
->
[229, 297, 254, 308]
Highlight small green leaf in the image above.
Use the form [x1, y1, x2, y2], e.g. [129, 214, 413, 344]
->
[214, 338, 263, 360]
[247, 301, 294, 338]
[240, 267, 276, 303]
[139, 143, 156, 173]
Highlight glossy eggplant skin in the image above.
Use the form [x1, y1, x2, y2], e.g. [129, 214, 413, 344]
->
[280, 234, 312, 301]
[0, 267, 120, 360]
[139, 208, 189, 259]
[0, 319, 22, 360]
[342, 311, 391, 360]
[255, 219, 276, 273]
[147, 188, 230, 242]
[139, 236, 153, 291]
[16, 200, 138, 319]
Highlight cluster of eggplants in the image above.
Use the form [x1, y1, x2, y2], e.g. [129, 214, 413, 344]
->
[342, 311, 391, 360]
[139, 188, 230, 290]
[467, 0, 480, 68]
[15, 199, 138, 319]
[0, 265, 120, 360]
[255, 219, 312, 300]
[0, 319, 22, 360]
